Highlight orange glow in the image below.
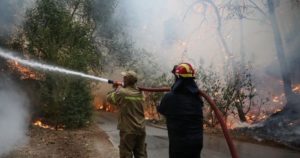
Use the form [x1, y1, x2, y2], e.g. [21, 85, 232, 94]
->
[272, 93, 285, 105]
[93, 96, 116, 112]
[293, 84, 300, 93]
[8, 60, 42, 80]
[33, 120, 63, 130]
[272, 96, 280, 103]
[245, 113, 267, 124]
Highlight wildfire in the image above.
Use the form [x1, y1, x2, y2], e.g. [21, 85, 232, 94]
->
[272, 93, 285, 105]
[270, 84, 300, 104]
[272, 96, 280, 103]
[33, 120, 63, 130]
[95, 103, 115, 112]
[293, 84, 300, 93]
[8, 60, 42, 80]
[93, 96, 116, 112]
[226, 121, 235, 130]
[245, 113, 268, 124]
[93, 94, 160, 120]
[144, 110, 157, 120]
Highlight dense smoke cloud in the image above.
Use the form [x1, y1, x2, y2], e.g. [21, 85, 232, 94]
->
[114, 0, 272, 69]
[114, 0, 300, 104]
[115, 0, 300, 79]
[0, 76, 29, 156]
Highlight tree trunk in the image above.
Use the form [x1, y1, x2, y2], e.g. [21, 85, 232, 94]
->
[267, 0, 294, 107]
[204, 0, 232, 59]
[239, 17, 245, 65]
[236, 104, 247, 122]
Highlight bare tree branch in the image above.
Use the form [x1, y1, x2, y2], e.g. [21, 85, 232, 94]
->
[202, 0, 232, 58]
[183, 1, 200, 21]
[248, 0, 267, 17]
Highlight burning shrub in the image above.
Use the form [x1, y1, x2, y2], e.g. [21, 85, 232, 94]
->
[196, 64, 269, 128]
[141, 73, 173, 120]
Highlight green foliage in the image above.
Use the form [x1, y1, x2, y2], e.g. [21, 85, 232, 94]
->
[22, 0, 116, 128]
[82, 0, 117, 29]
[38, 76, 92, 129]
[24, 0, 97, 67]
[61, 79, 92, 128]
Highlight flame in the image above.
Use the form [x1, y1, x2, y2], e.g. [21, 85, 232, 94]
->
[293, 84, 300, 93]
[33, 120, 63, 130]
[203, 79, 298, 129]
[226, 120, 235, 129]
[245, 113, 267, 124]
[272, 93, 285, 105]
[270, 83, 300, 104]
[8, 60, 42, 80]
[96, 103, 115, 112]
[144, 110, 158, 120]
[93, 96, 116, 112]
[93, 94, 161, 119]
[272, 96, 280, 103]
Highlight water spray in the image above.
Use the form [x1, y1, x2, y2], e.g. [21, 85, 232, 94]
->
[0, 48, 109, 83]
[0, 48, 238, 158]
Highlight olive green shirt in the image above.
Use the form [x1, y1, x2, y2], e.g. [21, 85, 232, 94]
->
[107, 86, 145, 133]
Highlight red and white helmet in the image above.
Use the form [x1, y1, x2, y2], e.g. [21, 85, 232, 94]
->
[172, 63, 195, 78]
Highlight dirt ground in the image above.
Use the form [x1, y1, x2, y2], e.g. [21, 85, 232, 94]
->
[2, 123, 119, 158]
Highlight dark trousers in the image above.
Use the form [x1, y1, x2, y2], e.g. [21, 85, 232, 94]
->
[119, 131, 147, 158]
[169, 134, 203, 158]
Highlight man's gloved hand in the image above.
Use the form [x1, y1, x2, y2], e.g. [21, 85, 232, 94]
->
[112, 83, 119, 89]
[112, 81, 123, 89]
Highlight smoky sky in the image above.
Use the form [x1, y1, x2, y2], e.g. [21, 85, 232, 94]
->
[0, 0, 34, 39]
[114, 0, 300, 83]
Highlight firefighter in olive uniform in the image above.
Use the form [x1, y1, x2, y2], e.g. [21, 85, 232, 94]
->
[107, 71, 147, 158]
[158, 63, 204, 158]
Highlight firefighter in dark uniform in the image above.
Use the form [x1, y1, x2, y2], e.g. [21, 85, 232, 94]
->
[107, 70, 147, 158]
[158, 63, 203, 158]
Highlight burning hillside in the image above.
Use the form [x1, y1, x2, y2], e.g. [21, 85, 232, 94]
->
[234, 95, 300, 150]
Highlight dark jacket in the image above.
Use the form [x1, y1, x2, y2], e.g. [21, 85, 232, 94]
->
[158, 78, 203, 156]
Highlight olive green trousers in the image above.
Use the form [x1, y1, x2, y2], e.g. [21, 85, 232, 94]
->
[119, 131, 147, 158]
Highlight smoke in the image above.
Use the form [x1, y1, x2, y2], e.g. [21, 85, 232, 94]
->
[114, 0, 300, 77]
[0, 76, 29, 156]
[277, 1, 300, 83]
[114, 0, 273, 69]
[112, 0, 300, 106]
[0, 0, 34, 40]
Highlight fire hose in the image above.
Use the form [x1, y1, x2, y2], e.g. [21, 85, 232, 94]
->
[108, 80, 239, 158]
